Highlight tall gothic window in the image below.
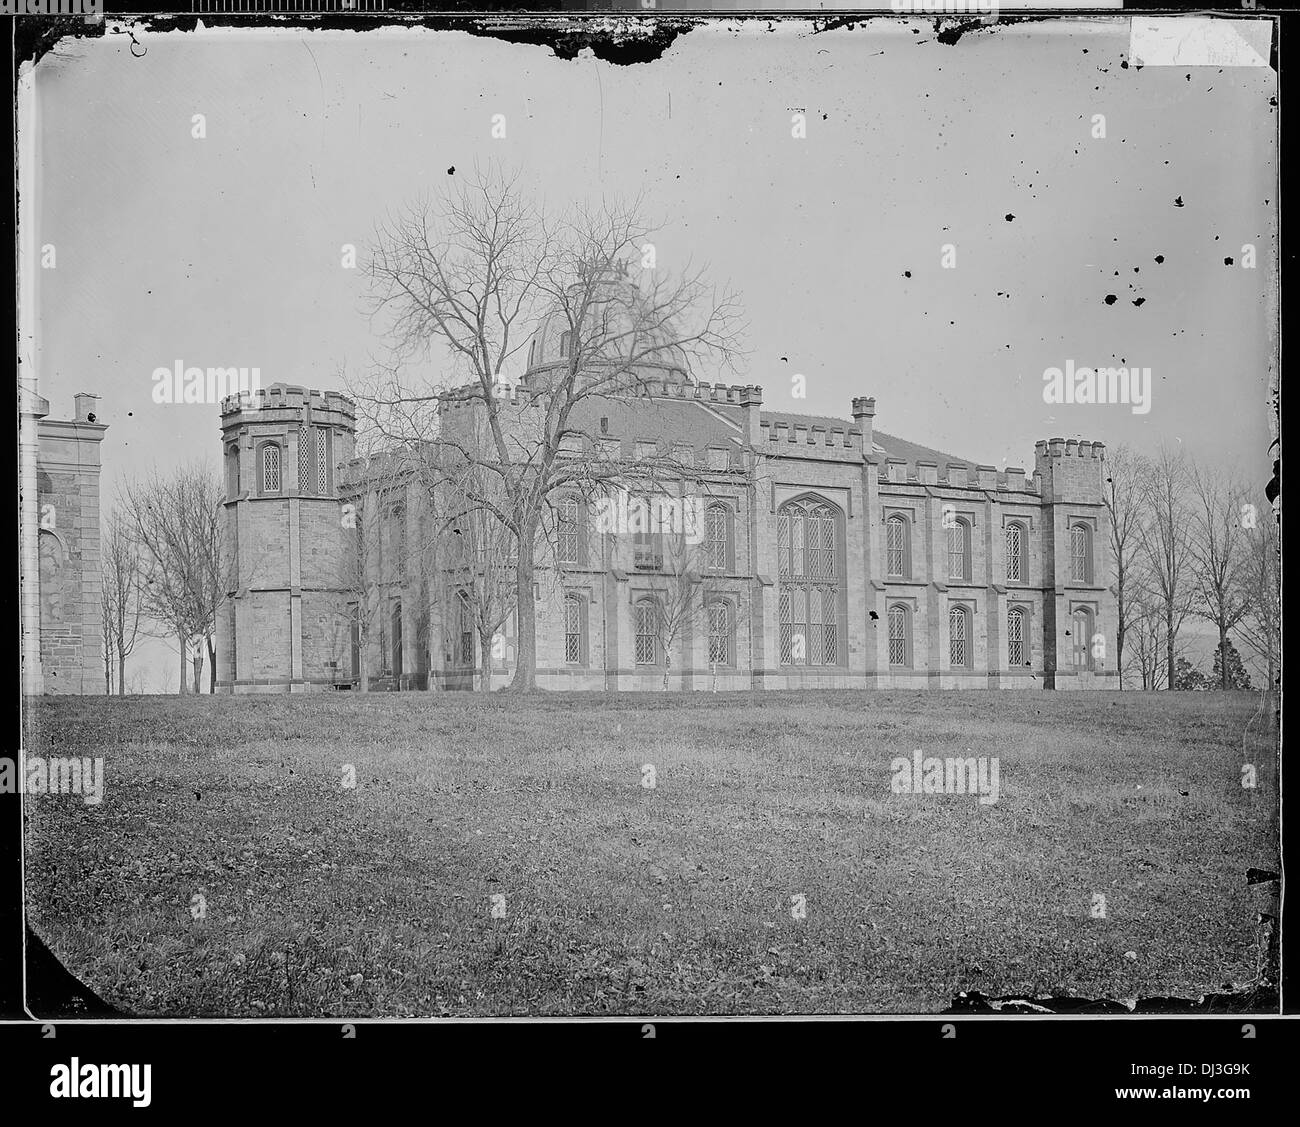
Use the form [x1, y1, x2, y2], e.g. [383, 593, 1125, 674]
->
[391, 601, 403, 678]
[226, 443, 240, 497]
[777, 498, 842, 666]
[557, 495, 582, 565]
[564, 594, 586, 665]
[458, 593, 474, 667]
[259, 442, 281, 494]
[705, 504, 729, 571]
[634, 597, 660, 665]
[886, 515, 909, 579]
[1070, 523, 1092, 583]
[316, 428, 329, 494]
[1007, 606, 1025, 666]
[298, 427, 313, 494]
[947, 517, 971, 581]
[707, 601, 732, 666]
[1005, 522, 1025, 583]
[888, 604, 910, 667]
[949, 605, 970, 668]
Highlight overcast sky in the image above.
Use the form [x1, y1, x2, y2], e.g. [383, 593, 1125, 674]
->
[25, 17, 1277, 690]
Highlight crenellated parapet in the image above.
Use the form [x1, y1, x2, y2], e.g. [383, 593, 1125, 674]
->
[876, 458, 1042, 494]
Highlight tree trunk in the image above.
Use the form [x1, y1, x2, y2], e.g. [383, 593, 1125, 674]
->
[1115, 580, 1125, 689]
[207, 635, 216, 694]
[1219, 625, 1229, 690]
[479, 637, 492, 693]
[178, 632, 188, 694]
[358, 633, 369, 692]
[191, 647, 203, 694]
[508, 523, 537, 693]
[1166, 611, 1175, 691]
[118, 649, 126, 696]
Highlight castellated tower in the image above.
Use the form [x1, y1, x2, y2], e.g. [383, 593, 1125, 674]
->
[216, 384, 356, 692]
[1034, 437, 1119, 690]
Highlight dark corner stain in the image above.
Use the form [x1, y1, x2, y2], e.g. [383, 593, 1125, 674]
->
[1174, 196, 1184, 207]
[1132, 297, 1145, 307]
[16, 15, 103, 68]
[447, 166, 455, 176]
[25, 924, 124, 1019]
[1004, 213, 1015, 222]
[1104, 294, 1118, 305]
[1155, 254, 1165, 264]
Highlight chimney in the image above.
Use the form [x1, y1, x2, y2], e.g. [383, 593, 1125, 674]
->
[74, 393, 101, 423]
[946, 463, 968, 487]
[916, 460, 938, 485]
[977, 464, 997, 489]
[885, 458, 908, 483]
[851, 396, 876, 451]
[739, 384, 763, 446]
[1005, 466, 1027, 491]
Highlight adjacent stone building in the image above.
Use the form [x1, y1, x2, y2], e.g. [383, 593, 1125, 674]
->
[21, 388, 107, 695]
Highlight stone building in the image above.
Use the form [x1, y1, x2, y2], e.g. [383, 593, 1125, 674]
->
[214, 385, 359, 692]
[217, 351, 1118, 693]
[21, 388, 107, 695]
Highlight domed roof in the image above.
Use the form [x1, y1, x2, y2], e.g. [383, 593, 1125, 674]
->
[522, 265, 691, 386]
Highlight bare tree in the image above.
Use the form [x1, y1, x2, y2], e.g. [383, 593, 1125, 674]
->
[1187, 462, 1253, 690]
[361, 165, 743, 691]
[101, 514, 145, 695]
[1126, 597, 1166, 691]
[1136, 444, 1196, 691]
[1103, 445, 1147, 687]
[100, 567, 113, 694]
[122, 463, 224, 694]
[1237, 497, 1280, 691]
[443, 485, 520, 693]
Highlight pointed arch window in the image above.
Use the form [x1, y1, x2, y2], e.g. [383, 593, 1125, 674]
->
[1005, 522, 1026, 583]
[564, 593, 588, 665]
[947, 517, 971, 581]
[777, 497, 844, 666]
[226, 443, 241, 497]
[557, 494, 585, 565]
[1007, 606, 1025, 666]
[707, 600, 733, 666]
[705, 503, 730, 571]
[259, 442, 281, 494]
[1070, 523, 1093, 583]
[888, 604, 911, 667]
[1072, 607, 1095, 671]
[634, 597, 661, 666]
[457, 592, 474, 667]
[949, 605, 971, 668]
[886, 514, 909, 579]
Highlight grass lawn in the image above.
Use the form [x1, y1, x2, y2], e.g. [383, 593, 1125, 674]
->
[23, 690, 1278, 1016]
